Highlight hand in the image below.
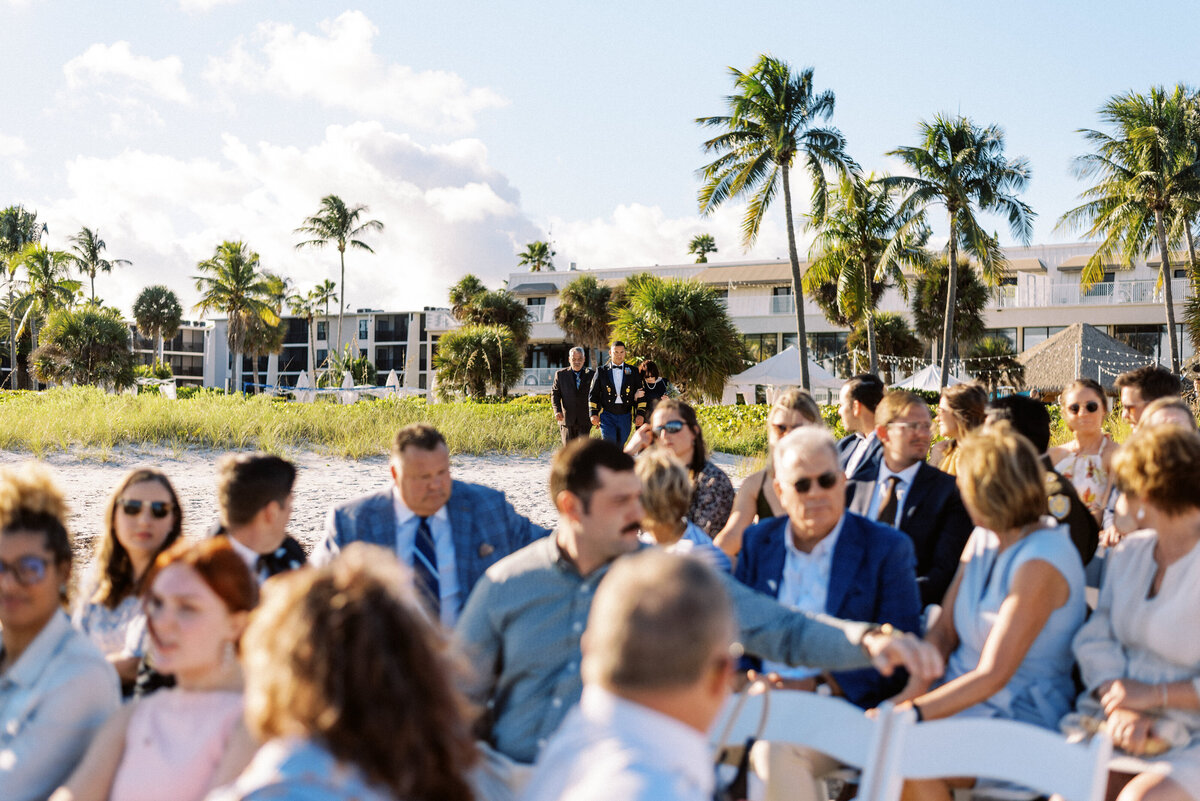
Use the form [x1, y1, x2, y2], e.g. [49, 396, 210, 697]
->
[1107, 708, 1155, 756]
[590, 415, 600, 427]
[634, 388, 645, 400]
[634, 415, 645, 427]
[555, 412, 565, 423]
[1102, 678, 1162, 715]
[630, 423, 654, 451]
[863, 629, 943, 684]
[1099, 525, 1125, 548]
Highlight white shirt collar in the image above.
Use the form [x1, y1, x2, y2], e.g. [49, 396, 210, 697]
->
[878, 458, 922, 487]
[391, 485, 450, 526]
[785, 512, 846, 559]
[225, 533, 261, 575]
[2, 610, 73, 690]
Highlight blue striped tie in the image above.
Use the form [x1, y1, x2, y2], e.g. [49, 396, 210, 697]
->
[413, 516, 440, 618]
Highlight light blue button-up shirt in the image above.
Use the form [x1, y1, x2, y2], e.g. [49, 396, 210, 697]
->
[392, 488, 461, 626]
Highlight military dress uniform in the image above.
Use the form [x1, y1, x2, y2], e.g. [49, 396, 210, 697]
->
[588, 361, 645, 446]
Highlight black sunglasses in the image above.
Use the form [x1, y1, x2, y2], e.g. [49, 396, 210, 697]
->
[653, 420, 686, 436]
[1067, 401, 1100, 414]
[793, 471, 839, 494]
[120, 499, 174, 519]
[0, 555, 50, 586]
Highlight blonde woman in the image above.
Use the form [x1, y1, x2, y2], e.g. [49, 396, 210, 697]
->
[635, 449, 731, 573]
[1049, 378, 1115, 523]
[928, 383, 988, 475]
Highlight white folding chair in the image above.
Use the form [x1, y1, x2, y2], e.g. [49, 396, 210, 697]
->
[875, 709, 1113, 801]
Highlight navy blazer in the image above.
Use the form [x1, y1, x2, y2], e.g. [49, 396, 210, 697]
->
[846, 461, 973, 607]
[316, 481, 549, 612]
[837, 433, 883, 482]
[734, 512, 922, 708]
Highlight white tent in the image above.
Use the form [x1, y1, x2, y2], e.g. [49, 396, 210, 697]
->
[721, 346, 844, 404]
[384, 369, 400, 395]
[890, 364, 966, 391]
[294, 372, 316, 403]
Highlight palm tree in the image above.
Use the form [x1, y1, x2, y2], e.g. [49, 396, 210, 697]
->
[433, 324, 523, 399]
[132, 285, 183, 365]
[287, 290, 319, 385]
[688, 233, 718, 263]
[965, 335, 1026, 393]
[66, 226, 130, 303]
[555, 274, 613, 366]
[846, 311, 923, 383]
[1, 206, 43, 387]
[14, 244, 81, 360]
[455, 288, 532, 350]
[242, 271, 291, 392]
[803, 171, 931, 373]
[1057, 86, 1200, 373]
[517, 240, 555, 272]
[33, 305, 135, 389]
[193, 241, 278, 393]
[449, 274, 488, 320]
[697, 54, 854, 390]
[294, 195, 384, 357]
[886, 114, 1034, 387]
[910, 258, 990, 364]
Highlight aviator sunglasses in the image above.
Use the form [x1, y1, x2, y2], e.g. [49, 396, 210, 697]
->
[653, 420, 686, 436]
[1067, 401, 1100, 414]
[0, 555, 50, 586]
[120, 499, 174, 519]
[793, 471, 839, 494]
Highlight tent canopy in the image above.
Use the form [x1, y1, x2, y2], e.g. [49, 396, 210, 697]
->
[891, 364, 966, 391]
[1016, 323, 1157, 392]
[727, 346, 843, 389]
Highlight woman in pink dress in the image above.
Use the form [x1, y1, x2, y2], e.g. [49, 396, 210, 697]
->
[53, 538, 259, 801]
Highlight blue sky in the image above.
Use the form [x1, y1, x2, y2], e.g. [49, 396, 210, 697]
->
[1, 0, 1196, 314]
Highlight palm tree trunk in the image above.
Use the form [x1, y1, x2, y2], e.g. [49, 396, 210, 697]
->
[157, 330, 164, 365]
[864, 261, 878, 374]
[781, 164, 811, 390]
[940, 213, 959, 388]
[307, 316, 316, 385]
[1185, 220, 1198, 280]
[7, 285, 15, 390]
[90, 273, 96, 303]
[337, 246, 346, 359]
[1154, 211, 1181, 373]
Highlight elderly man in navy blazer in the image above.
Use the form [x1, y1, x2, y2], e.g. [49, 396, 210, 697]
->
[314, 423, 548, 626]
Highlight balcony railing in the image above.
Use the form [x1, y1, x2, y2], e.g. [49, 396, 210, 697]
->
[995, 278, 1192, 308]
[518, 367, 557, 389]
[526, 305, 547, 322]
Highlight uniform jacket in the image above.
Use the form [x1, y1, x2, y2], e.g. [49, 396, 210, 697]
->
[551, 367, 595, 427]
[588, 362, 645, 418]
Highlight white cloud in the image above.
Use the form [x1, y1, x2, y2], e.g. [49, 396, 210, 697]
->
[178, 0, 242, 12]
[426, 183, 516, 223]
[63, 42, 190, 104]
[204, 11, 506, 133]
[0, 133, 27, 157]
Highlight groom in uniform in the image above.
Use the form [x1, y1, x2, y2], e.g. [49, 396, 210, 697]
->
[588, 341, 645, 446]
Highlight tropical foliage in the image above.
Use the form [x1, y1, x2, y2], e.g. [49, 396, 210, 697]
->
[910, 258, 990, 359]
[518, 240, 555, 272]
[12, 244, 81, 360]
[965, 335, 1026, 393]
[697, 54, 853, 390]
[193, 241, 278, 393]
[33, 305, 135, 389]
[688, 233, 718, 263]
[67, 226, 129, 303]
[434, 324, 523, 398]
[846, 311, 923, 383]
[449, 274, 488, 320]
[132, 285, 183, 364]
[0, 206, 42, 388]
[554, 274, 613, 362]
[449, 278, 531, 349]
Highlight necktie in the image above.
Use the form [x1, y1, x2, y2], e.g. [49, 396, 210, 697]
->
[574, 371, 580, 390]
[877, 476, 901, 527]
[413, 516, 441, 617]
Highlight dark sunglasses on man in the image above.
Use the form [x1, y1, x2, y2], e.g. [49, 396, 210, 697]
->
[792, 471, 839, 494]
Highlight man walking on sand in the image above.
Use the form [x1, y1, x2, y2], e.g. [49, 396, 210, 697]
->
[551, 347, 594, 444]
[589, 341, 645, 446]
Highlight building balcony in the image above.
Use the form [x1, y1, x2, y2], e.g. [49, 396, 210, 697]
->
[994, 278, 1193, 309]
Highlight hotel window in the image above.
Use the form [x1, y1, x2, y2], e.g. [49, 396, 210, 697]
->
[1022, 326, 1065, 350]
[359, 318, 369, 341]
[316, 321, 327, 341]
[743, 334, 778, 363]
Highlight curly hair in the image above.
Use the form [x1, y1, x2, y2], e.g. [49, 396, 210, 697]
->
[0, 462, 72, 565]
[241, 544, 477, 801]
[94, 468, 183, 610]
[1112, 426, 1200, 516]
[635, 449, 692, 528]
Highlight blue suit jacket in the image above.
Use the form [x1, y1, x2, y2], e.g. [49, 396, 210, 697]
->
[317, 481, 548, 611]
[837, 433, 883, 481]
[734, 512, 921, 708]
[846, 461, 973, 608]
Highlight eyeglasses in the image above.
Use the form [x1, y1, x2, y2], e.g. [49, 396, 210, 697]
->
[770, 423, 800, 437]
[888, 421, 933, 434]
[792, 471, 839, 494]
[1067, 401, 1100, 414]
[120, 499, 174, 519]
[0, 555, 50, 586]
[653, 420, 686, 436]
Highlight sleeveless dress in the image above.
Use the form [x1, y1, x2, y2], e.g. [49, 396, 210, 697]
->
[71, 566, 148, 659]
[937, 440, 962, 476]
[1053, 438, 1112, 515]
[109, 689, 244, 801]
[943, 520, 1087, 729]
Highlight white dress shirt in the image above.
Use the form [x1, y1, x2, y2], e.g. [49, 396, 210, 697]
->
[844, 431, 878, 478]
[521, 684, 713, 801]
[866, 460, 922, 525]
[761, 515, 846, 680]
[611, 364, 624, 396]
[392, 488, 461, 626]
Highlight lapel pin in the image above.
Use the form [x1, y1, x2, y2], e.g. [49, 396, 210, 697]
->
[478, 543, 495, 558]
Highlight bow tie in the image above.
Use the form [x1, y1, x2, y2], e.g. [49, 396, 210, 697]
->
[255, 537, 306, 577]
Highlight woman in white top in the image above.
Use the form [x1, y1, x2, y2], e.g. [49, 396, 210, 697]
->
[0, 463, 120, 801]
[1073, 426, 1200, 801]
[1048, 378, 1115, 523]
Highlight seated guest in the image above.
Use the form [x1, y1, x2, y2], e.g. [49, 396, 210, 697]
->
[715, 389, 823, 561]
[890, 423, 1087, 801]
[846, 390, 973, 606]
[214, 452, 305, 583]
[736, 427, 921, 801]
[1116, 364, 1182, 426]
[635, 449, 731, 573]
[837, 374, 885, 480]
[55, 539, 259, 801]
[1048, 379, 1115, 523]
[1072, 426, 1200, 801]
[1138, 396, 1198, 432]
[928, 383, 988, 475]
[73, 468, 182, 691]
[315, 423, 547, 625]
[625, 399, 734, 538]
[209, 544, 477, 801]
[522, 549, 736, 801]
[0, 464, 120, 801]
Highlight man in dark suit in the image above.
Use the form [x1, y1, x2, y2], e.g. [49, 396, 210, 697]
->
[588, 340, 645, 446]
[837, 374, 885, 481]
[314, 423, 549, 625]
[550, 346, 594, 444]
[845, 390, 973, 607]
[213, 452, 307, 583]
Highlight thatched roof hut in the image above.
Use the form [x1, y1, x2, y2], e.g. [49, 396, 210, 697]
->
[1016, 323, 1157, 393]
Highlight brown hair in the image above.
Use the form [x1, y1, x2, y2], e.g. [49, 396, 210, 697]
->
[939, 383, 988, 433]
[550, 438, 635, 512]
[94, 469, 183, 609]
[771, 389, 822, 426]
[1111, 426, 1200, 516]
[1061, 378, 1108, 413]
[1114, 365, 1181, 402]
[1139, 397, 1198, 432]
[216, 453, 296, 528]
[0, 463, 72, 603]
[635, 449, 692, 528]
[391, 423, 447, 459]
[956, 422, 1047, 531]
[145, 538, 258, 622]
[242, 544, 476, 801]
[875, 390, 931, 428]
[638, 360, 660, 380]
[653, 398, 707, 473]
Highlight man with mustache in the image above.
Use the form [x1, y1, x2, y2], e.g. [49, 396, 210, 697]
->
[456, 438, 943, 801]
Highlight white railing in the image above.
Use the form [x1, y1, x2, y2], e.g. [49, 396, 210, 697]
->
[518, 367, 557, 389]
[995, 278, 1192, 309]
[771, 294, 795, 315]
[526, 305, 547, 322]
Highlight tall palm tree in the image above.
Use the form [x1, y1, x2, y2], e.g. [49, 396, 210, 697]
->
[0, 206, 42, 387]
[688, 233, 718, 263]
[910, 257, 991, 364]
[449, 274, 488, 320]
[886, 114, 1034, 387]
[517, 240, 555, 272]
[803, 171, 931, 373]
[132, 285, 183, 364]
[294, 195, 384, 357]
[1057, 86, 1200, 373]
[697, 54, 854, 390]
[14, 244, 81, 357]
[66, 226, 130, 303]
[193, 241, 278, 393]
[554, 274, 613, 366]
[242, 271, 291, 392]
[845, 311, 923, 382]
[287, 289, 320, 385]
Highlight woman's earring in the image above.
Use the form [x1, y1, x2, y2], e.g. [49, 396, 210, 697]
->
[1136, 508, 1146, 523]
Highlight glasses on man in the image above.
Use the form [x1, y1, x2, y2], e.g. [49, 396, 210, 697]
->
[0, 555, 50, 586]
[888, 421, 933, 434]
[792, 471, 839, 494]
[1067, 401, 1100, 414]
[653, 420, 686, 436]
[120, 499, 174, 519]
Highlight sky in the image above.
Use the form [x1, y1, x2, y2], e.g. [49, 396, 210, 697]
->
[1, 0, 1197, 318]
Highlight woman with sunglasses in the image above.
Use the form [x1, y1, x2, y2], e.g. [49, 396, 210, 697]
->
[73, 468, 182, 692]
[625, 398, 735, 538]
[54, 538, 258, 801]
[1048, 378, 1115, 524]
[0, 463, 121, 801]
[928, 383, 988, 476]
[714, 389, 822, 562]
